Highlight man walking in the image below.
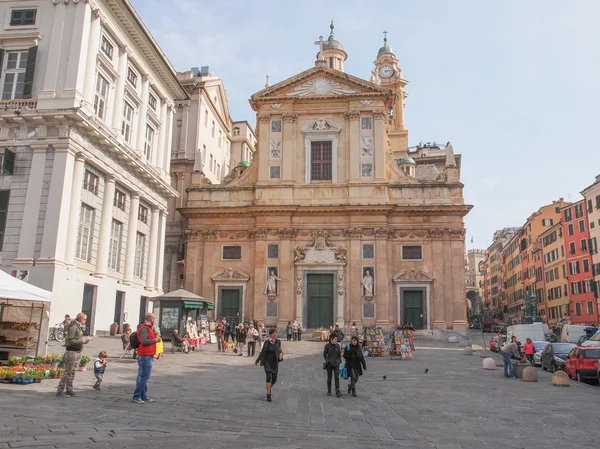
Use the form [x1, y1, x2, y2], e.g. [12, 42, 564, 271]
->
[132, 313, 162, 404]
[56, 312, 90, 397]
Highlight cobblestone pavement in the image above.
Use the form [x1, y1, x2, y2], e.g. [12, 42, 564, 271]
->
[1, 336, 599, 449]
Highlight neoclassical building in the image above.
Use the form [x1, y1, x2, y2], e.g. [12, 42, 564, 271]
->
[179, 26, 471, 332]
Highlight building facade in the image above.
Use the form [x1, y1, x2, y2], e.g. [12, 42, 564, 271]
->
[581, 175, 600, 321]
[539, 222, 568, 327]
[483, 227, 518, 318]
[178, 27, 471, 332]
[163, 67, 256, 294]
[466, 249, 485, 316]
[0, 0, 185, 334]
[562, 200, 597, 325]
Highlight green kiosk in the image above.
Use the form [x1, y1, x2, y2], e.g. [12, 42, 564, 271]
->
[150, 289, 214, 338]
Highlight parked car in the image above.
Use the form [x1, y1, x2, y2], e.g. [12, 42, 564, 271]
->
[541, 343, 577, 372]
[483, 322, 493, 333]
[581, 331, 600, 347]
[563, 346, 600, 382]
[532, 341, 549, 367]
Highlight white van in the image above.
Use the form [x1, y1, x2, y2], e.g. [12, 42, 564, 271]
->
[560, 324, 588, 343]
[506, 324, 549, 344]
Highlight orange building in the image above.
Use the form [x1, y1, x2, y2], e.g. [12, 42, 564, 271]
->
[539, 222, 569, 327]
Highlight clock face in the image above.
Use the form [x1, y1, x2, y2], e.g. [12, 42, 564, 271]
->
[379, 65, 394, 78]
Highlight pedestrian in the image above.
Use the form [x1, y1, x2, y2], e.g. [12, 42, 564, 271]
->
[297, 325, 302, 341]
[93, 351, 108, 391]
[61, 314, 71, 347]
[332, 323, 344, 347]
[215, 320, 225, 352]
[247, 323, 259, 357]
[350, 322, 359, 338]
[171, 329, 190, 353]
[225, 321, 233, 343]
[500, 337, 523, 379]
[343, 336, 367, 397]
[292, 320, 299, 341]
[286, 321, 293, 341]
[235, 323, 246, 356]
[523, 338, 535, 365]
[56, 312, 90, 397]
[255, 328, 283, 402]
[257, 323, 265, 349]
[132, 312, 162, 404]
[323, 334, 342, 397]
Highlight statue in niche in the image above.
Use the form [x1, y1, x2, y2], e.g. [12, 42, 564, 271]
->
[362, 267, 374, 297]
[264, 267, 281, 296]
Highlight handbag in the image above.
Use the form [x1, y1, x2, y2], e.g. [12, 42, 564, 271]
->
[322, 362, 327, 370]
[339, 363, 349, 380]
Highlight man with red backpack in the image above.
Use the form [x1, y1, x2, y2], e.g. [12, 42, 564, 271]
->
[132, 313, 162, 404]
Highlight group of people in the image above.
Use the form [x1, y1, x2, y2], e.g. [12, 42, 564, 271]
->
[285, 321, 303, 341]
[215, 319, 264, 356]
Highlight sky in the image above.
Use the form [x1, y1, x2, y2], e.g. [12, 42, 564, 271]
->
[131, 0, 600, 249]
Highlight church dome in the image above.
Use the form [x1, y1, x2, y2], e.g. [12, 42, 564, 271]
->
[235, 161, 250, 168]
[398, 156, 415, 165]
[378, 43, 394, 55]
[323, 21, 345, 51]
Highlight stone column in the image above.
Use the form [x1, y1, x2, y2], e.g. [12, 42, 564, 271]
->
[111, 47, 128, 131]
[282, 113, 297, 181]
[442, 235, 454, 329]
[295, 266, 303, 327]
[155, 99, 167, 169]
[83, 8, 102, 109]
[135, 75, 150, 155]
[336, 268, 346, 326]
[94, 175, 116, 277]
[156, 210, 168, 292]
[145, 207, 160, 289]
[257, 113, 271, 182]
[184, 235, 202, 293]
[349, 232, 362, 325]
[373, 109, 386, 180]
[162, 104, 174, 173]
[346, 110, 360, 180]
[375, 229, 390, 325]
[168, 246, 179, 291]
[254, 236, 267, 318]
[15, 145, 47, 265]
[63, 0, 92, 100]
[39, 4, 66, 101]
[451, 229, 468, 330]
[431, 230, 447, 330]
[39, 146, 73, 262]
[278, 238, 292, 326]
[64, 153, 86, 266]
[123, 193, 140, 284]
[178, 104, 189, 159]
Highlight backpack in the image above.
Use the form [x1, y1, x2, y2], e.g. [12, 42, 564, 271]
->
[129, 331, 140, 349]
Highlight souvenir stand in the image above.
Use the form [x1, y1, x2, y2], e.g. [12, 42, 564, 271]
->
[389, 328, 413, 360]
[0, 270, 52, 362]
[150, 289, 214, 347]
[362, 327, 385, 357]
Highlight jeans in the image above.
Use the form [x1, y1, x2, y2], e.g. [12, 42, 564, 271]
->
[247, 341, 256, 356]
[326, 365, 340, 391]
[133, 355, 154, 400]
[94, 373, 103, 389]
[526, 354, 534, 365]
[292, 332, 298, 341]
[217, 336, 223, 351]
[348, 367, 359, 391]
[501, 351, 514, 378]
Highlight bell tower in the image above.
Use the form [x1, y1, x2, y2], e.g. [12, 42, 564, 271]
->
[373, 32, 409, 154]
[320, 21, 347, 72]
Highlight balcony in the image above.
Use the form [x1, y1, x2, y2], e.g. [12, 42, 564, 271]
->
[0, 99, 38, 111]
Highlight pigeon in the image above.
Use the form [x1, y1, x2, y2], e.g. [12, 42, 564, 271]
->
[382, 375, 387, 380]
[424, 368, 429, 374]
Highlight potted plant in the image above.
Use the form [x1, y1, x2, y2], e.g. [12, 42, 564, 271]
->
[56, 368, 64, 379]
[79, 355, 90, 371]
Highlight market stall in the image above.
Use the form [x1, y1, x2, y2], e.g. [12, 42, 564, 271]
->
[150, 289, 214, 344]
[0, 270, 52, 361]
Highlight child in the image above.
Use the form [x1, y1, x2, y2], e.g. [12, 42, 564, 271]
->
[93, 351, 107, 391]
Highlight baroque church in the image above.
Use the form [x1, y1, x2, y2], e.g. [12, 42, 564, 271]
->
[178, 24, 472, 332]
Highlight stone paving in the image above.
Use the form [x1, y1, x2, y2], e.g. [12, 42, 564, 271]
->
[1, 335, 600, 449]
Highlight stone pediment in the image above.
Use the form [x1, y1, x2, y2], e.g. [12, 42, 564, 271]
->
[393, 269, 434, 282]
[211, 268, 250, 282]
[294, 230, 347, 265]
[250, 66, 392, 104]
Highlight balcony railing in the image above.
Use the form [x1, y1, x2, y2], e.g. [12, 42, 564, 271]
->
[0, 99, 38, 111]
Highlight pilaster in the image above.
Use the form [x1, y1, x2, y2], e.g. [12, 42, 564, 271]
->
[145, 207, 160, 290]
[156, 210, 168, 292]
[94, 174, 116, 277]
[281, 112, 297, 181]
[155, 99, 167, 170]
[82, 7, 102, 109]
[122, 192, 140, 284]
[136, 75, 150, 157]
[373, 109, 386, 180]
[451, 229, 468, 330]
[39, 4, 67, 101]
[346, 110, 360, 181]
[257, 113, 270, 182]
[62, 0, 92, 102]
[111, 46, 129, 130]
[64, 153, 86, 266]
[442, 234, 454, 329]
[431, 229, 447, 330]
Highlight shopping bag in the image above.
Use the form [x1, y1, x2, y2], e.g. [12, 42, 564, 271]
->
[339, 364, 349, 380]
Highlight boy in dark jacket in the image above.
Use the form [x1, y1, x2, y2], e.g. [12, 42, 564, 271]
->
[323, 334, 342, 397]
[93, 351, 107, 391]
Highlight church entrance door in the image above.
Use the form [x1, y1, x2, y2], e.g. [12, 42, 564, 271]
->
[306, 274, 334, 329]
[403, 290, 424, 329]
[219, 289, 241, 323]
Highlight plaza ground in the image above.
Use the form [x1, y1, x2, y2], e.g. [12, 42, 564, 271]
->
[1, 335, 599, 449]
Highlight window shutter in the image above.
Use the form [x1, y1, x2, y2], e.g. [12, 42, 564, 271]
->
[0, 48, 4, 79]
[23, 45, 38, 99]
[2, 148, 15, 175]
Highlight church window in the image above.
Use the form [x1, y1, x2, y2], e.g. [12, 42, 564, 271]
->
[402, 245, 423, 260]
[267, 244, 279, 259]
[360, 117, 372, 130]
[222, 245, 241, 260]
[270, 120, 282, 133]
[209, 154, 213, 172]
[310, 141, 332, 181]
[362, 243, 374, 259]
[329, 57, 333, 68]
[269, 165, 281, 179]
[211, 121, 215, 137]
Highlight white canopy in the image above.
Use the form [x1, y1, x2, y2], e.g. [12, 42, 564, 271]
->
[0, 270, 52, 302]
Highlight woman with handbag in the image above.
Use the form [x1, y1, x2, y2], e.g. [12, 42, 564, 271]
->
[323, 334, 342, 397]
[255, 328, 283, 402]
[343, 336, 367, 397]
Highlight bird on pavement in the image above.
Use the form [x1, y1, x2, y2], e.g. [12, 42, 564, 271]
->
[382, 375, 387, 380]
[424, 368, 429, 374]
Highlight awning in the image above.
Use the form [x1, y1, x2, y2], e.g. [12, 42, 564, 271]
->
[183, 300, 214, 310]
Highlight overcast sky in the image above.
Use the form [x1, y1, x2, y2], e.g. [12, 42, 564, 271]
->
[131, 0, 600, 249]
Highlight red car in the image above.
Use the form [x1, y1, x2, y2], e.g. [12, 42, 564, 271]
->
[563, 346, 600, 382]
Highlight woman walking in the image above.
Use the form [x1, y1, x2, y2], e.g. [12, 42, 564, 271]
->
[343, 336, 366, 397]
[255, 328, 283, 402]
[523, 338, 535, 365]
[323, 334, 342, 397]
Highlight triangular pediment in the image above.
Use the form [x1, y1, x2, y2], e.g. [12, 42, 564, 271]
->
[251, 66, 392, 104]
[393, 270, 434, 282]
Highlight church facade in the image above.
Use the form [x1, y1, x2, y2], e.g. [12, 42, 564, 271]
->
[179, 26, 472, 332]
